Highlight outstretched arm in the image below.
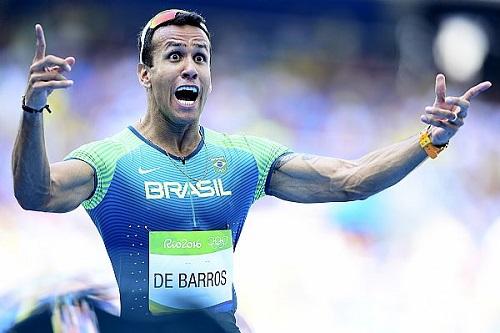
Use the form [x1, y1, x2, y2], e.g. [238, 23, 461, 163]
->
[268, 74, 491, 203]
[12, 24, 94, 213]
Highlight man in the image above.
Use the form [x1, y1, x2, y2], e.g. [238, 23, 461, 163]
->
[12, 8, 491, 333]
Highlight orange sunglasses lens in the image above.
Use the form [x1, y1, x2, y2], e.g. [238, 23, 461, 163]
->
[149, 10, 185, 30]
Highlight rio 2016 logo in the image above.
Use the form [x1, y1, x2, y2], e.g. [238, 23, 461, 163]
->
[163, 238, 202, 249]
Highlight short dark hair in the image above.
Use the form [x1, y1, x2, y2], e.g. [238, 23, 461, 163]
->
[138, 11, 211, 67]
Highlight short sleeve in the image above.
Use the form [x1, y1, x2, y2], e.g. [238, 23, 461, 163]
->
[64, 141, 109, 209]
[241, 135, 293, 202]
[62, 128, 148, 209]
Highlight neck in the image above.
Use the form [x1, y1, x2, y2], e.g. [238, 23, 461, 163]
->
[136, 105, 202, 158]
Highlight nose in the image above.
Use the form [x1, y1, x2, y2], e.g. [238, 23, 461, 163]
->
[181, 58, 198, 81]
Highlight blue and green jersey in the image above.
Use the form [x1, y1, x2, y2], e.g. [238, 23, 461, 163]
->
[65, 126, 291, 321]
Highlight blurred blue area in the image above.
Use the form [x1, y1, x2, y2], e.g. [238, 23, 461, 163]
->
[330, 195, 389, 238]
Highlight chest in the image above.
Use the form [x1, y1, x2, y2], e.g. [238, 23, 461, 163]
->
[99, 145, 258, 230]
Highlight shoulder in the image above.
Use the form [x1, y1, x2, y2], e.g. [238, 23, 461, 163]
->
[203, 127, 290, 153]
[64, 127, 143, 167]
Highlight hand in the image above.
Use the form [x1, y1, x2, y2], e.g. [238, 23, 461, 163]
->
[420, 74, 491, 145]
[24, 24, 75, 110]
[51, 298, 99, 333]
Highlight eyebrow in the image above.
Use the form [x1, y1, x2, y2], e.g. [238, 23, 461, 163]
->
[165, 41, 185, 48]
[165, 41, 209, 51]
[193, 43, 209, 51]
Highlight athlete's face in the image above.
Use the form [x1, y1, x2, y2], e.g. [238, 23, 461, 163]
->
[140, 25, 212, 124]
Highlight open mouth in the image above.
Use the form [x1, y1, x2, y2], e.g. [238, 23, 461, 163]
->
[174, 85, 199, 107]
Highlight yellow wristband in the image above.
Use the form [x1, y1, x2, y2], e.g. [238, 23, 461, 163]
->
[419, 128, 447, 159]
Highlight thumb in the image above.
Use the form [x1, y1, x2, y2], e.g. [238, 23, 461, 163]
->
[65, 57, 76, 66]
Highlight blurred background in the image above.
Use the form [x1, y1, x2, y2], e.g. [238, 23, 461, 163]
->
[1, 0, 499, 332]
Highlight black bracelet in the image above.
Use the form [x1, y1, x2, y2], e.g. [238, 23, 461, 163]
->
[21, 96, 52, 113]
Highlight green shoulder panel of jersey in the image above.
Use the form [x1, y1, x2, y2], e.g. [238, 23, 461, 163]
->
[204, 128, 292, 202]
[63, 129, 142, 210]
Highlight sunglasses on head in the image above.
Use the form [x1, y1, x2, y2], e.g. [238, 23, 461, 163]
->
[139, 9, 209, 64]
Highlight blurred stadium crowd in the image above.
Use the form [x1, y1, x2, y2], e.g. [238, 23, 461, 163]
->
[0, 1, 499, 332]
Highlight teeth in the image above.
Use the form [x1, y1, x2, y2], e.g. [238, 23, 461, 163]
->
[176, 86, 199, 93]
[178, 99, 195, 106]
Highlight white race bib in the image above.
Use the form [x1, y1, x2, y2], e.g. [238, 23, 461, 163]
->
[148, 230, 233, 315]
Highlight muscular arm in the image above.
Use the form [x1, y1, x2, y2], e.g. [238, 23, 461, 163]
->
[268, 75, 491, 204]
[268, 136, 427, 203]
[12, 24, 94, 213]
[12, 112, 94, 212]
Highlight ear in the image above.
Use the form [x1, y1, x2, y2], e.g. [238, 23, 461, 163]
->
[137, 63, 151, 89]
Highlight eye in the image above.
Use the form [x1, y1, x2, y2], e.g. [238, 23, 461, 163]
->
[194, 54, 206, 63]
[168, 52, 181, 62]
